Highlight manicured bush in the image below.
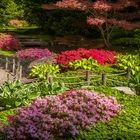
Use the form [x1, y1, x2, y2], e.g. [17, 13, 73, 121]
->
[57, 48, 117, 68]
[1, 89, 120, 140]
[16, 48, 54, 60]
[0, 33, 21, 51]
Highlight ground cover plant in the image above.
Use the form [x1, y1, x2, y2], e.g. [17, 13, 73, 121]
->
[0, 89, 121, 140]
[75, 87, 140, 140]
[0, 33, 21, 51]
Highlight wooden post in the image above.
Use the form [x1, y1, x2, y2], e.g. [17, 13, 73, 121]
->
[86, 70, 90, 85]
[5, 57, 8, 71]
[46, 72, 49, 82]
[127, 68, 131, 80]
[6, 73, 10, 81]
[19, 65, 22, 80]
[102, 73, 106, 86]
[12, 58, 16, 75]
[49, 76, 53, 84]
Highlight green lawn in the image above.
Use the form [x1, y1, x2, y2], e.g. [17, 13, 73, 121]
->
[0, 50, 15, 56]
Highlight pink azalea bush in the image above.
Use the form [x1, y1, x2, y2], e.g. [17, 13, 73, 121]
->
[1, 89, 121, 140]
[16, 48, 54, 60]
[0, 33, 21, 51]
[56, 48, 117, 68]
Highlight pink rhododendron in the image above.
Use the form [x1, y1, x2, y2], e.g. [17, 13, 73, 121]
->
[16, 48, 54, 60]
[1, 89, 121, 140]
[0, 33, 21, 51]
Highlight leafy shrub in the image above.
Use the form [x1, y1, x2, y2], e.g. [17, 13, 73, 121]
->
[30, 64, 60, 79]
[57, 48, 117, 68]
[1, 89, 121, 139]
[0, 33, 21, 51]
[0, 80, 67, 110]
[8, 19, 28, 28]
[116, 54, 140, 75]
[16, 48, 54, 60]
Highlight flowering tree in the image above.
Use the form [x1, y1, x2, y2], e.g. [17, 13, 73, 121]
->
[42, 0, 140, 47]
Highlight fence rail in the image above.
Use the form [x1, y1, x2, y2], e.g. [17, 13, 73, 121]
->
[47, 68, 131, 87]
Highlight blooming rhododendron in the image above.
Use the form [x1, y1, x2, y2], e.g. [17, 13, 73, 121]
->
[1, 89, 121, 140]
[16, 48, 54, 60]
[0, 33, 21, 51]
[56, 48, 117, 68]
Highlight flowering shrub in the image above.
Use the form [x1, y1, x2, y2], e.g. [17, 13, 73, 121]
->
[0, 33, 21, 51]
[56, 48, 117, 68]
[8, 19, 28, 28]
[1, 89, 121, 140]
[16, 48, 54, 60]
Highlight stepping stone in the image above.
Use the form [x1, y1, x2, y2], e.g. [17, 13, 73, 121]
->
[112, 86, 136, 95]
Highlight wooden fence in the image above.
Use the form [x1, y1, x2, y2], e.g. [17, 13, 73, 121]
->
[46, 68, 131, 86]
[0, 57, 23, 80]
[0, 56, 132, 86]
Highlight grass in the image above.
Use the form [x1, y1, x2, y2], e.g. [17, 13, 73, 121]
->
[0, 50, 15, 56]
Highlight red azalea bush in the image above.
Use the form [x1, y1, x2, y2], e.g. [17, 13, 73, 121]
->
[0, 33, 21, 51]
[56, 48, 117, 68]
[1, 89, 121, 140]
[16, 48, 54, 60]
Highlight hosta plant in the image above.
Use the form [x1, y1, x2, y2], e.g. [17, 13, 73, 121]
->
[0, 89, 121, 140]
[69, 57, 99, 71]
[30, 64, 60, 79]
[0, 80, 40, 110]
[116, 54, 140, 75]
[0, 33, 21, 51]
[0, 80, 68, 110]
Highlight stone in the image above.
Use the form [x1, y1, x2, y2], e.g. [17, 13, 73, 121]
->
[112, 86, 136, 95]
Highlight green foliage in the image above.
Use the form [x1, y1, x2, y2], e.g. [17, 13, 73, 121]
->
[113, 38, 140, 49]
[69, 58, 99, 71]
[0, 80, 68, 110]
[30, 64, 60, 79]
[112, 28, 140, 49]
[75, 86, 140, 140]
[116, 54, 140, 75]
[129, 72, 140, 95]
[0, 0, 24, 25]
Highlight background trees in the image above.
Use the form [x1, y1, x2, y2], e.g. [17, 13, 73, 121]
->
[49, 0, 140, 47]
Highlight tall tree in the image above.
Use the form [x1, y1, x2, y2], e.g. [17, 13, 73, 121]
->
[42, 0, 140, 47]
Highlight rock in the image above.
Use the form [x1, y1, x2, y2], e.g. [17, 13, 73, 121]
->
[112, 87, 136, 95]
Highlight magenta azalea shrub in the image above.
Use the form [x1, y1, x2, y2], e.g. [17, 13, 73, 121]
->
[1, 89, 121, 140]
[0, 33, 21, 51]
[56, 48, 117, 68]
[16, 48, 54, 60]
